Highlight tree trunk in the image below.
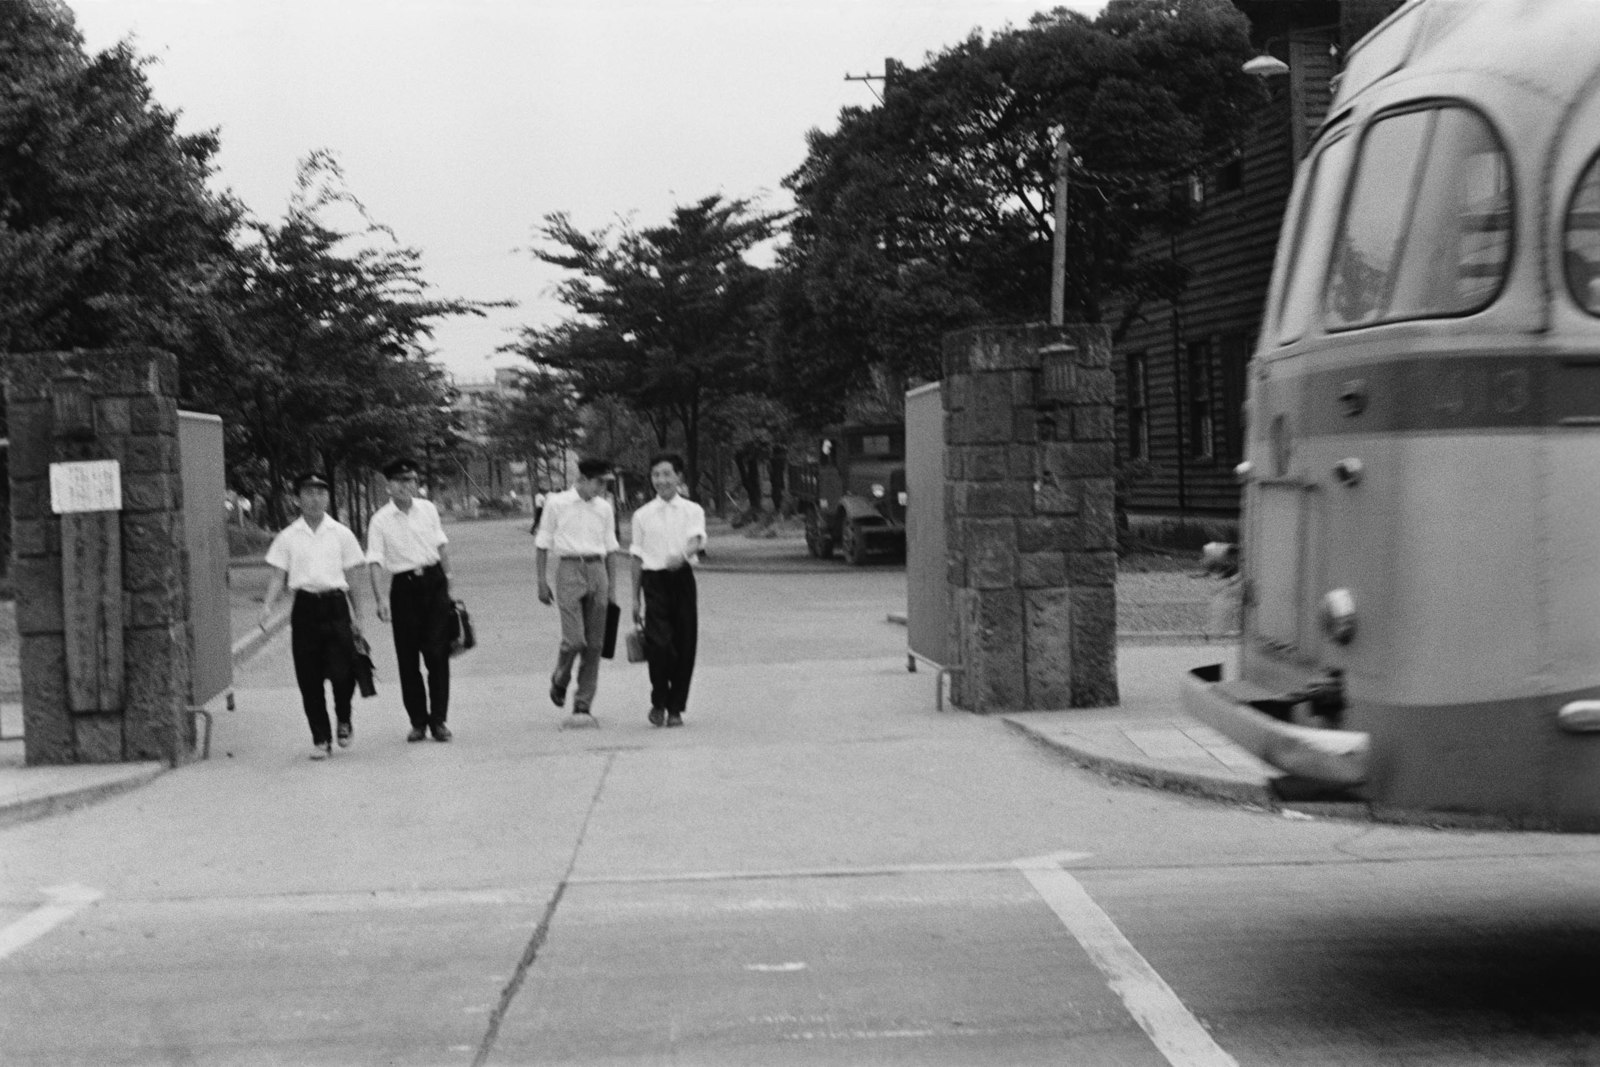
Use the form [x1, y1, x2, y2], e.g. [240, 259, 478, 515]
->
[768, 446, 787, 513]
[735, 447, 762, 515]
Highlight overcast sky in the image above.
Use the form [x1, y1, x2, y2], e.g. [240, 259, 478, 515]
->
[71, 0, 1103, 384]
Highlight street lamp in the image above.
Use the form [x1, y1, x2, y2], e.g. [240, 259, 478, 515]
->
[1243, 53, 1290, 77]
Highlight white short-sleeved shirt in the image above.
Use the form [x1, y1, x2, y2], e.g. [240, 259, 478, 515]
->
[629, 494, 707, 571]
[265, 515, 365, 591]
[366, 497, 447, 573]
[533, 488, 619, 557]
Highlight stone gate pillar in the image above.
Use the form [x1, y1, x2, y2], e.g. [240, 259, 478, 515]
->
[943, 323, 1118, 711]
[6, 348, 193, 765]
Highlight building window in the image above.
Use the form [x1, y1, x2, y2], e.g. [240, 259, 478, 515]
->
[1220, 333, 1249, 462]
[1126, 352, 1150, 461]
[1187, 340, 1214, 460]
[1218, 154, 1243, 194]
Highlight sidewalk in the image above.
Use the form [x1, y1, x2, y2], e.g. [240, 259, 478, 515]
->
[0, 557, 291, 828]
[0, 523, 1280, 827]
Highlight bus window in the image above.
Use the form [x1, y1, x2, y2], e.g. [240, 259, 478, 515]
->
[1327, 105, 1511, 329]
[1567, 151, 1600, 315]
[1277, 135, 1355, 345]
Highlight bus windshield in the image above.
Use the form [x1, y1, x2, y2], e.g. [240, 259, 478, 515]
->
[1568, 150, 1600, 315]
[1326, 104, 1512, 329]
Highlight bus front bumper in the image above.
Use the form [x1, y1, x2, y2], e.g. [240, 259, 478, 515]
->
[1181, 664, 1370, 787]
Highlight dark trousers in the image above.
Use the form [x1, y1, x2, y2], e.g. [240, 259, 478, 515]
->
[390, 563, 453, 729]
[641, 567, 698, 714]
[291, 590, 357, 746]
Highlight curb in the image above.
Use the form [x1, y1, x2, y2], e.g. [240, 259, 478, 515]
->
[231, 608, 290, 667]
[1001, 716, 1279, 810]
[0, 762, 166, 830]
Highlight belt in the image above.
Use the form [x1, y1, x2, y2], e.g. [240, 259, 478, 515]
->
[392, 563, 442, 579]
[294, 588, 346, 599]
[560, 554, 606, 562]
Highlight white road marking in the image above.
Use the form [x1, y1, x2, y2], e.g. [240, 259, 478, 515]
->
[570, 859, 1040, 884]
[1015, 855, 1238, 1067]
[0, 883, 103, 962]
[745, 961, 807, 972]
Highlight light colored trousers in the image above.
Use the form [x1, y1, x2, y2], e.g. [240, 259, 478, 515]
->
[553, 557, 611, 711]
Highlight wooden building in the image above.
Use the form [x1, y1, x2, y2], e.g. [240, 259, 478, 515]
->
[1112, 0, 1402, 527]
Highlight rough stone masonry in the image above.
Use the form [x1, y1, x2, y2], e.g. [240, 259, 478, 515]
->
[6, 349, 193, 765]
[942, 323, 1118, 712]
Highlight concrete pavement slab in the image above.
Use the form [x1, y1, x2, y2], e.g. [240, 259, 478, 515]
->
[1001, 641, 1281, 809]
[0, 522, 1270, 829]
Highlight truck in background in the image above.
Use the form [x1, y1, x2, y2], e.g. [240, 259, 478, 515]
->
[791, 423, 906, 565]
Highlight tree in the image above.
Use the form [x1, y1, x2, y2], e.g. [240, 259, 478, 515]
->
[0, 0, 242, 361]
[212, 153, 502, 522]
[510, 194, 783, 493]
[775, 0, 1262, 410]
[485, 367, 582, 493]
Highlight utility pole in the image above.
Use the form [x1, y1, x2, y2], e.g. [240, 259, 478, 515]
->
[844, 58, 900, 102]
[1050, 134, 1072, 326]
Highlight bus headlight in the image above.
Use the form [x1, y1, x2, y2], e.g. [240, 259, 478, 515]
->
[1320, 588, 1357, 644]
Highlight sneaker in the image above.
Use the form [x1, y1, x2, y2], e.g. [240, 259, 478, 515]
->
[666, 712, 683, 728]
[336, 722, 352, 748]
[549, 681, 567, 708]
[431, 723, 453, 742]
[648, 707, 665, 727]
[561, 708, 599, 730]
[406, 727, 427, 743]
[310, 743, 332, 760]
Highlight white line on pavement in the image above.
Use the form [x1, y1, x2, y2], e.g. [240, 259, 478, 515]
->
[1015, 856, 1239, 1067]
[0, 883, 103, 962]
[569, 859, 1056, 884]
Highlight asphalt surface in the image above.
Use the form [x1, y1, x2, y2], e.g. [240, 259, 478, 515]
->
[5, 518, 1600, 1065]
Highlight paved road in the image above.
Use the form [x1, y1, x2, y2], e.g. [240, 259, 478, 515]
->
[4, 517, 1600, 1065]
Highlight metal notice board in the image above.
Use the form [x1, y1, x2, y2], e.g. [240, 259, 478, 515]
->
[904, 382, 949, 668]
[180, 411, 233, 707]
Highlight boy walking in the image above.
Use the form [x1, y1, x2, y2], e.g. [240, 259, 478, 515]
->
[629, 453, 706, 727]
[367, 457, 454, 743]
[259, 473, 367, 760]
[534, 458, 621, 725]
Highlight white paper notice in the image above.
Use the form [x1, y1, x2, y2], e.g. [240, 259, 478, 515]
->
[49, 460, 122, 514]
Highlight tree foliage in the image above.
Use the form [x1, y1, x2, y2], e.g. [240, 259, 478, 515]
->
[0, 0, 241, 364]
[0, 3, 505, 526]
[171, 152, 502, 521]
[510, 194, 781, 492]
[775, 0, 1263, 416]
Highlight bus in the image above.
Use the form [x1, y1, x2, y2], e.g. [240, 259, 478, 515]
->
[1183, 0, 1600, 828]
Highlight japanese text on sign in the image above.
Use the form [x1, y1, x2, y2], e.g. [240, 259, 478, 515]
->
[50, 460, 122, 514]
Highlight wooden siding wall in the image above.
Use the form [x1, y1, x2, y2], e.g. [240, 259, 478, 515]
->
[1111, 29, 1340, 519]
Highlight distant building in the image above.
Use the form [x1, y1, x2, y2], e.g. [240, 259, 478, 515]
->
[1110, 0, 1404, 527]
[437, 368, 525, 515]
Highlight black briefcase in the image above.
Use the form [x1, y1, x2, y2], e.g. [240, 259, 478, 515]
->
[449, 599, 476, 657]
[353, 634, 377, 698]
[601, 601, 621, 659]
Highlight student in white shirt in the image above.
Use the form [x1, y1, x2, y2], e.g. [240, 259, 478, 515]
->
[629, 452, 707, 728]
[259, 472, 367, 760]
[367, 457, 454, 743]
[534, 457, 621, 724]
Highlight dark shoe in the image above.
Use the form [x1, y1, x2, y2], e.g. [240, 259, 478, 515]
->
[406, 727, 427, 743]
[666, 712, 683, 728]
[336, 722, 352, 748]
[431, 723, 452, 742]
[550, 681, 567, 708]
[648, 707, 665, 727]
